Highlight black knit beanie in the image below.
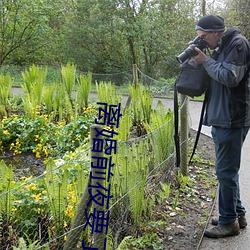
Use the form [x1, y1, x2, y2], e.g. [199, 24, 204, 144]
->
[195, 15, 225, 32]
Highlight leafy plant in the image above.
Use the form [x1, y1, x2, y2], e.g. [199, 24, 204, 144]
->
[43, 84, 56, 114]
[112, 139, 152, 226]
[0, 73, 12, 117]
[0, 161, 15, 222]
[76, 72, 92, 111]
[12, 177, 49, 242]
[96, 81, 122, 105]
[117, 233, 163, 250]
[60, 62, 76, 102]
[21, 65, 47, 118]
[12, 233, 49, 250]
[158, 182, 171, 202]
[145, 100, 174, 164]
[43, 159, 68, 227]
[129, 83, 153, 135]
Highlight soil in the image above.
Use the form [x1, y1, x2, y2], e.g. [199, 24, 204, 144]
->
[0, 152, 45, 180]
[159, 130, 217, 250]
[117, 129, 217, 250]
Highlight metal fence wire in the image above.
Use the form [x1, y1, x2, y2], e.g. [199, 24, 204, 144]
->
[0, 68, 189, 249]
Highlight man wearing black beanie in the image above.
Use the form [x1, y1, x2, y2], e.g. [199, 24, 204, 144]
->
[192, 15, 250, 238]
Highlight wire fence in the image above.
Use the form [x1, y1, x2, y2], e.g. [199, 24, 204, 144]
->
[0, 66, 189, 249]
[0, 64, 175, 97]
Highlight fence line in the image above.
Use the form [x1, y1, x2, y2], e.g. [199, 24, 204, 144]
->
[0, 65, 190, 249]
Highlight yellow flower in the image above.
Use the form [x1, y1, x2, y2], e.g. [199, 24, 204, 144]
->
[3, 130, 9, 135]
[71, 195, 76, 204]
[65, 205, 74, 218]
[32, 193, 42, 201]
[43, 147, 49, 157]
[12, 207, 17, 212]
[36, 152, 41, 159]
[26, 183, 37, 191]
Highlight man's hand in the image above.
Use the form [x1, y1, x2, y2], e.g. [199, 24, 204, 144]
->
[192, 47, 207, 64]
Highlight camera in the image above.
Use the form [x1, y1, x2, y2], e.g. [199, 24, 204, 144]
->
[176, 36, 208, 64]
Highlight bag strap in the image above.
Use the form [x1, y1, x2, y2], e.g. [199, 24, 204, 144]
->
[174, 80, 208, 168]
[188, 91, 208, 164]
[174, 80, 180, 168]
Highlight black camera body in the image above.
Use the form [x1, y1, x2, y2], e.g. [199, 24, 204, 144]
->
[176, 36, 208, 63]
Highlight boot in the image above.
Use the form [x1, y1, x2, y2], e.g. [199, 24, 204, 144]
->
[211, 214, 247, 229]
[204, 222, 240, 238]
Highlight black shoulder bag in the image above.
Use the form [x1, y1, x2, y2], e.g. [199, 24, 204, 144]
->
[174, 58, 210, 168]
[175, 58, 208, 97]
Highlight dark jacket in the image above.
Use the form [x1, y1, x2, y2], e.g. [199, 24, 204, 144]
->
[203, 26, 250, 128]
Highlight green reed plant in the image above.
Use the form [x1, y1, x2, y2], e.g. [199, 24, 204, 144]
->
[52, 82, 74, 122]
[112, 138, 152, 225]
[0, 161, 14, 223]
[116, 109, 132, 141]
[129, 83, 153, 132]
[96, 81, 122, 105]
[141, 89, 153, 124]
[145, 100, 174, 164]
[0, 73, 12, 117]
[43, 159, 69, 232]
[21, 65, 47, 118]
[43, 84, 55, 114]
[129, 84, 143, 125]
[157, 182, 171, 203]
[76, 72, 92, 112]
[61, 63, 76, 102]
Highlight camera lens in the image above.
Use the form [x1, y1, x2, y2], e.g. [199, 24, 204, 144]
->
[176, 45, 198, 63]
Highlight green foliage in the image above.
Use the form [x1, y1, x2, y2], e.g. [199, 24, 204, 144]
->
[116, 109, 132, 141]
[112, 138, 152, 226]
[12, 177, 48, 240]
[0, 73, 12, 117]
[129, 83, 153, 127]
[61, 63, 76, 101]
[0, 69, 179, 248]
[43, 159, 68, 230]
[21, 65, 47, 118]
[0, 0, 227, 77]
[117, 233, 163, 250]
[145, 100, 174, 164]
[12, 234, 45, 250]
[158, 182, 171, 202]
[43, 85, 56, 113]
[0, 110, 96, 157]
[96, 81, 122, 105]
[0, 161, 14, 222]
[77, 72, 92, 110]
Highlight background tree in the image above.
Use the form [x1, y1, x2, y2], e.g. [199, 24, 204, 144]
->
[219, 0, 250, 39]
[0, 0, 49, 65]
[0, 0, 235, 80]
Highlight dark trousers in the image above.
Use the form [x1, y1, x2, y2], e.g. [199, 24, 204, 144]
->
[211, 126, 249, 225]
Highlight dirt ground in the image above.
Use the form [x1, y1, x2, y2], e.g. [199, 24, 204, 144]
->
[159, 130, 217, 250]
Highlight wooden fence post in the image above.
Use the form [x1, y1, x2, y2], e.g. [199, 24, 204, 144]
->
[133, 64, 138, 86]
[125, 64, 138, 110]
[180, 94, 188, 176]
[63, 124, 105, 249]
[90, 124, 106, 249]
